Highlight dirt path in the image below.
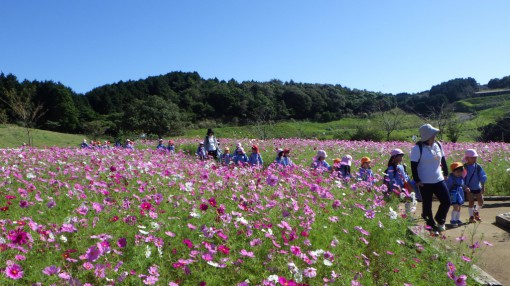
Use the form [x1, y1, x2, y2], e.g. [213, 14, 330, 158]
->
[413, 200, 510, 285]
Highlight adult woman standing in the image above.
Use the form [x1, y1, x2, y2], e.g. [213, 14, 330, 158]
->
[203, 129, 220, 159]
[410, 124, 450, 233]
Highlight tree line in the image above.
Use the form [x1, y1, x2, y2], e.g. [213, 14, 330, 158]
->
[1, 71, 509, 141]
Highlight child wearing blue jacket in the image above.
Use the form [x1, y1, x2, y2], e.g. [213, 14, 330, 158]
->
[385, 149, 410, 193]
[463, 149, 488, 223]
[196, 142, 207, 160]
[275, 148, 293, 167]
[220, 147, 232, 165]
[156, 139, 166, 150]
[358, 157, 374, 184]
[233, 147, 249, 165]
[311, 150, 331, 171]
[447, 162, 466, 226]
[249, 145, 263, 167]
[167, 140, 175, 153]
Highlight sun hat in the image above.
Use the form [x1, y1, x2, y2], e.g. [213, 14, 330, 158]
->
[252, 145, 259, 153]
[283, 148, 290, 154]
[390, 149, 405, 157]
[236, 142, 242, 148]
[341, 155, 352, 166]
[333, 158, 342, 164]
[238, 147, 245, 153]
[224, 147, 230, 151]
[316, 150, 327, 158]
[276, 148, 283, 155]
[361, 157, 371, 165]
[419, 124, 440, 142]
[450, 162, 464, 172]
[464, 149, 478, 158]
[169, 140, 174, 144]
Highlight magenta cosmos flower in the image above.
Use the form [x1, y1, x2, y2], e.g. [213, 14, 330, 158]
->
[8, 228, 29, 245]
[5, 263, 24, 280]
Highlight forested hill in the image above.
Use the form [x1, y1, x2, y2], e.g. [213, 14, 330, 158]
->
[1, 71, 510, 138]
[85, 71, 390, 123]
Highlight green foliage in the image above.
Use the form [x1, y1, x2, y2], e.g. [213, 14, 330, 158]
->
[479, 112, 510, 142]
[350, 124, 385, 142]
[488, 75, 510, 89]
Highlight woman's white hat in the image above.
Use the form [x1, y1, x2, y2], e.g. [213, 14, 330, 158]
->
[419, 124, 439, 142]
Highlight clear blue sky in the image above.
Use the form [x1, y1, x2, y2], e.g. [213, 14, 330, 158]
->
[1, 1, 509, 94]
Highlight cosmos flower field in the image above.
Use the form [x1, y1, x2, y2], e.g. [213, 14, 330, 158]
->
[1, 139, 508, 285]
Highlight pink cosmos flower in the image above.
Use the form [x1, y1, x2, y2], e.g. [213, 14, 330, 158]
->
[15, 255, 26, 261]
[218, 245, 230, 254]
[42, 265, 61, 276]
[183, 239, 193, 249]
[240, 249, 254, 257]
[290, 245, 301, 256]
[199, 203, 209, 211]
[117, 237, 127, 248]
[278, 276, 297, 286]
[454, 274, 467, 286]
[461, 256, 471, 262]
[5, 263, 23, 280]
[303, 267, 317, 278]
[85, 245, 101, 262]
[8, 228, 29, 245]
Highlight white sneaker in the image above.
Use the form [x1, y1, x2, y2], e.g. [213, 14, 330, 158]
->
[438, 224, 446, 232]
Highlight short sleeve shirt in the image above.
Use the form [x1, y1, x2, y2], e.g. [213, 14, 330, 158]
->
[409, 142, 445, 184]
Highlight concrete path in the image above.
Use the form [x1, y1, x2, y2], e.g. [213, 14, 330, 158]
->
[413, 199, 510, 285]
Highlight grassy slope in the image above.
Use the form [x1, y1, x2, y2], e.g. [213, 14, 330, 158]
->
[0, 124, 84, 148]
[184, 113, 424, 141]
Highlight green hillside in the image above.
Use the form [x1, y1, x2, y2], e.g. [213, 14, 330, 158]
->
[0, 124, 84, 148]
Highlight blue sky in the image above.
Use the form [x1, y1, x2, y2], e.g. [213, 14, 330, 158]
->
[1, 1, 509, 94]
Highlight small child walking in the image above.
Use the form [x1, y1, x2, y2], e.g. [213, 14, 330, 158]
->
[196, 142, 207, 160]
[463, 149, 488, 223]
[447, 162, 466, 227]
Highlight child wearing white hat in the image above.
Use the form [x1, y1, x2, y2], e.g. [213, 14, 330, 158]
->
[463, 149, 488, 223]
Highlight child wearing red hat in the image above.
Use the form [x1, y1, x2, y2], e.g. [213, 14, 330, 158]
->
[249, 145, 263, 167]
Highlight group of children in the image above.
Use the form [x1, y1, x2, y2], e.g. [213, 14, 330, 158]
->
[156, 139, 176, 153]
[447, 149, 487, 225]
[310, 148, 488, 227]
[310, 150, 375, 183]
[197, 142, 294, 168]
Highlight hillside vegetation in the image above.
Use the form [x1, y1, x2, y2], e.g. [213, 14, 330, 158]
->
[2, 72, 510, 144]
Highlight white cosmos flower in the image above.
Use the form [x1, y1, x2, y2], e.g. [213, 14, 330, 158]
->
[389, 207, 398, 219]
[145, 245, 151, 258]
[267, 275, 279, 282]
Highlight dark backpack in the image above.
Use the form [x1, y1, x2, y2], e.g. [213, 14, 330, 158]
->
[416, 141, 443, 164]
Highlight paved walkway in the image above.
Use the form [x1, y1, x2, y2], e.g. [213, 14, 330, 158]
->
[413, 200, 510, 285]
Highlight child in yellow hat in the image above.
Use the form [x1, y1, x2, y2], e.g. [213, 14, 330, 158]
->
[447, 162, 466, 226]
[358, 157, 374, 184]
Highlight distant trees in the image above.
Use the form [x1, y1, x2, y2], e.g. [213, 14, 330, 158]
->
[3, 70, 510, 142]
[480, 112, 510, 142]
[0, 87, 45, 146]
[488, 75, 510, 89]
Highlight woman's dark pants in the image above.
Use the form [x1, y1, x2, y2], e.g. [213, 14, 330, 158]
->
[420, 181, 451, 228]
